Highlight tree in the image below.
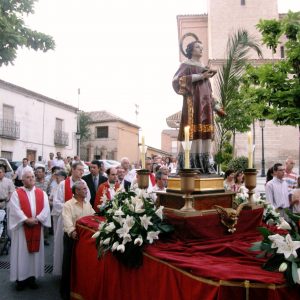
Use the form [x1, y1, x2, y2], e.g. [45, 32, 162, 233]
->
[0, 0, 55, 66]
[79, 111, 92, 142]
[241, 11, 300, 168]
[214, 29, 262, 165]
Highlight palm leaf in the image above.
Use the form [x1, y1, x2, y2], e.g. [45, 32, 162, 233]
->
[215, 29, 263, 109]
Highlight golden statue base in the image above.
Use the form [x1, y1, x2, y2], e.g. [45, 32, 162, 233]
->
[167, 176, 224, 193]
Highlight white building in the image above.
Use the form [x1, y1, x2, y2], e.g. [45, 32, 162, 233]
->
[0, 79, 78, 162]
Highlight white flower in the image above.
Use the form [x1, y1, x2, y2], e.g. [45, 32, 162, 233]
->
[92, 231, 100, 239]
[113, 216, 125, 225]
[146, 231, 160, 244]
[155, 206, 164, 219]
[277, 217, 292, 231]
[268, 234, 285, 249]
[297, 269, 300, 284]
[117, 244, 125, 253]
[139, 214, 153, 230]
[116, 224, 130, 239]
[98, 222, 105, 231]
[130, 196, 145, 214]
[112, 241, 119, 251]
[103, 237, 111, 245]
[124, 215, 135, 229]
[114, 207, 125, 216]
[276, 234, 300, 259]
[279, 262, 288, 272]
[134, 235, 143, 246]
[122, 233, 132, 245]
[105, 222, 116, 233]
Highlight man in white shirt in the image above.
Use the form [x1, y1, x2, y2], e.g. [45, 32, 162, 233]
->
[13, 158, 33, 187]
[265, 163, 290, 217]
[53, 152, 65, 169]
[8, 170, 51, 291]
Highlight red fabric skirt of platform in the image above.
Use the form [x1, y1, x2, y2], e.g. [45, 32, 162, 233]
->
[71, 209, 300, 300]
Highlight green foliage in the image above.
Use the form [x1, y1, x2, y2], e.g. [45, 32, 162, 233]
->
[215, 133, 233, 170]
[256, 19, 282, 53]
[0, 0, 55, 66]
[214, 29, 262, 158]
[242, 11, 300, 126]
[227, 156, 248, 172]
[79, 111, 92, 142]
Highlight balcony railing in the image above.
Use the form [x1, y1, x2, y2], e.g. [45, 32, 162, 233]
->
[54, 130, 69, 146]
[0, 118, 20, 139]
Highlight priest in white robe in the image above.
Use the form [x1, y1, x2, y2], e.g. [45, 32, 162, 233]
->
[8, 170, 51, 290]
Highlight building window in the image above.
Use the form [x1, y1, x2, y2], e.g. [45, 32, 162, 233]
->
[241, 0, 245, 5]
[280, 46, 285, 58]
[55, 118, 63, 131]
[3, 104, 14, 120]
[1, 151, 13, 161]
[96, 126, 109, 138]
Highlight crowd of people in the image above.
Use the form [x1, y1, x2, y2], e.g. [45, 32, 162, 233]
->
[0, 152, 176, 299]
[223, 157, 300, 217]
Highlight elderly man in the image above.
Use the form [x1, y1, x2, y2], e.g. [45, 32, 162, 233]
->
[283, 157, 298, 192]
[53, 162, 90, 276]
[8, 170, 51, 291]
[0, 166, 15, 209]
[61, 181, 95, 300]
[94, 167, 120, 212]
[150, 170, 168, 202]
[121, 157, 136, 184]
[265, 163, 290, 217]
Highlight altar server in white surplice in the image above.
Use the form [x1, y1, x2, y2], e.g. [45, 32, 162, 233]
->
[8, 170, 51, 291]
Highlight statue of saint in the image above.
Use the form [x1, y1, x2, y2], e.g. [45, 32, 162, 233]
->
[172, 35, 224, 174]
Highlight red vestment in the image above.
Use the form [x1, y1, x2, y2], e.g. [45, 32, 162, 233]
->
[64, 177, 73, 201]
[17, 188, 44, 253]
[94, 181, 120, 212]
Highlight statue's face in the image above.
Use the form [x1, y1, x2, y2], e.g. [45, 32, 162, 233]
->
[192, 42, 203, 58]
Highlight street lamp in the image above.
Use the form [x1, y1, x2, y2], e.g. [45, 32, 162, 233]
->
[259, 119, 266, 177]
[75, 132, 81, 156]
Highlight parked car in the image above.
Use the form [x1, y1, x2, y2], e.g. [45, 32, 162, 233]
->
[99, 160, 120, 170]
[10, 161, 22, 172]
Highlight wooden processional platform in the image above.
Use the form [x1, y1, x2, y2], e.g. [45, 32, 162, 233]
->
[157, 175, 235, 217]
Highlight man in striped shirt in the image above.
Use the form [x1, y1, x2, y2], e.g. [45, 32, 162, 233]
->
[265, 163, 290, 217]
[283, 157, 298, 193]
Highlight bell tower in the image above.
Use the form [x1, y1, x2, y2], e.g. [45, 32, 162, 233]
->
[207, 0, 279, 60]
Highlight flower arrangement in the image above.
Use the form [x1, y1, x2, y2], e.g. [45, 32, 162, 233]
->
[250, 209, 300, 285]
[92, 188, 173, 268]
[234, 192, 281, 226]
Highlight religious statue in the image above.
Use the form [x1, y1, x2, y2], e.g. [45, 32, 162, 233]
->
[172, 33, 225, 174]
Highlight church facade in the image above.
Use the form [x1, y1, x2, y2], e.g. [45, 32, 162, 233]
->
[164, 0, 298, 169]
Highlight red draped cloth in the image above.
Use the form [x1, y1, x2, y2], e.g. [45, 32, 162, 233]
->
[71, 209, 300, 300]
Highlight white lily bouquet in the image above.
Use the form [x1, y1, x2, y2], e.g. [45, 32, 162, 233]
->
[250, 210, 300, 285]
[92, 188, 173, 268]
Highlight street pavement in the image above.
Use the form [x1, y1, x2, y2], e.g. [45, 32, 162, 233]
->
[0, 235, 61, 300]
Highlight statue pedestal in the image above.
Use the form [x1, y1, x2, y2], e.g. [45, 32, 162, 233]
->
[157, 190, 235, 217]
[167, 175, 224, 194]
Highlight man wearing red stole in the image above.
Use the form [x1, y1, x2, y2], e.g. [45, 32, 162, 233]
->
[94, 167, 120, 212]
[9, 170, 51, 291]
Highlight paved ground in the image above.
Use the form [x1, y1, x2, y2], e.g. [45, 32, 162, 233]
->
[0, 235, 61, 300]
